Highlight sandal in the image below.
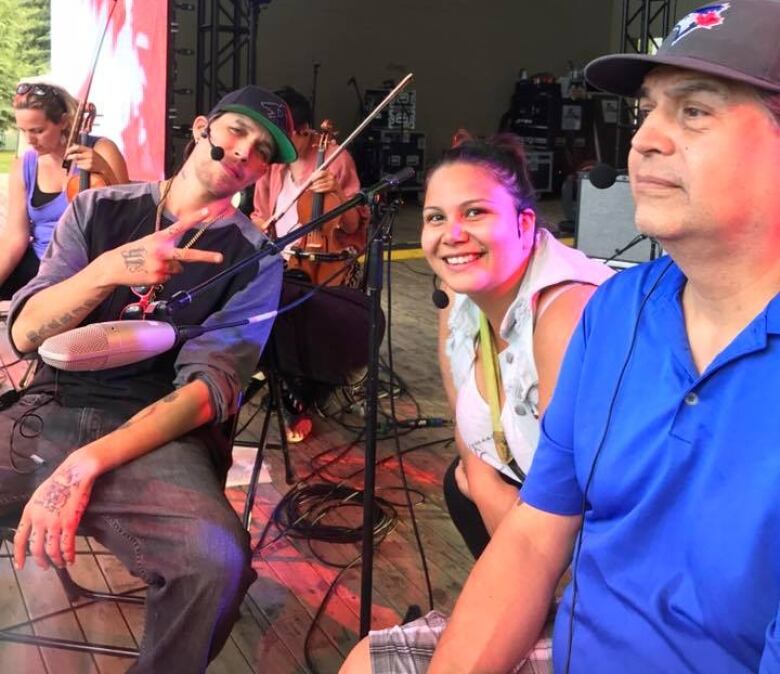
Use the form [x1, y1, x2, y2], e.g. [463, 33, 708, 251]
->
[285, 415, 313, 444]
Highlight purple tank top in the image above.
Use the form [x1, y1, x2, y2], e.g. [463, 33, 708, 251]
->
[22, 149, 68, 259]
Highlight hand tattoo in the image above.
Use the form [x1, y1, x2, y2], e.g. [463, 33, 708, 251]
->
[122, 247, 147, 273]
[33, 467, 81, 515]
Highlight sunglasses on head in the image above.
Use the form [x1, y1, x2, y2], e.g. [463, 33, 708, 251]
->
[13, 83, 68, 112]
[15, 82, 63, 97]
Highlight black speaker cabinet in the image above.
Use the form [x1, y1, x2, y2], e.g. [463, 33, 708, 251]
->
[575, 173, 653, 263]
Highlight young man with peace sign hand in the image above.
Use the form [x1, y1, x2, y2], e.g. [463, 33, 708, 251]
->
[1, 86, 297, 674]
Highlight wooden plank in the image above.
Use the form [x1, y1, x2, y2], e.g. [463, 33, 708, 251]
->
[272, 428, 472, 613]
[222, 598, 304, 674]
[207, 634, 253, 674]
[246, 556, 344, 674]
[90, 548, 146, 654]
[12, 549, 100, 674]
[0, 543, 47, 674]
[65, 546, 138, 674]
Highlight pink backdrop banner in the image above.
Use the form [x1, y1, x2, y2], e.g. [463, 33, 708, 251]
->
[51, 0, 168, 181]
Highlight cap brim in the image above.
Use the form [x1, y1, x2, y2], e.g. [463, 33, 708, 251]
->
[220, 103, 297, 163]
[585, 53, 780, 97]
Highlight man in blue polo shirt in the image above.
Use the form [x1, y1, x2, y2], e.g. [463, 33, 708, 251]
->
[427, 1, 780, 673]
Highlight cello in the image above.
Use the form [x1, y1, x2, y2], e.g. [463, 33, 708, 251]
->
[286, 120, 365, 286]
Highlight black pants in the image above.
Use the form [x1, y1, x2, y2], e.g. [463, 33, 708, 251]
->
[0, 246, 39, 300]
[443, 456, 522, 560]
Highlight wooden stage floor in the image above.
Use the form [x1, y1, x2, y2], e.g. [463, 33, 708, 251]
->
[0, 258, 473, 674]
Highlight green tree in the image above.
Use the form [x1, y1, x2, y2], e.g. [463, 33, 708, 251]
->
[0, 0, 50, 129]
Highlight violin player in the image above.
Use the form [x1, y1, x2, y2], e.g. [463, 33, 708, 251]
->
[250, 86, 367, 267]
[2, 78, 129, 298]
[250, 86, 368, 444]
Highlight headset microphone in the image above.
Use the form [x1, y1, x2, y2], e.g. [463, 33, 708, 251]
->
[588, 163, 619, 190]
[431, 275, 449, 309]
[201, 127, 225, 161]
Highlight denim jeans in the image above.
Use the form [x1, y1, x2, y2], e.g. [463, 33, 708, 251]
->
[0, 394, 256, 674]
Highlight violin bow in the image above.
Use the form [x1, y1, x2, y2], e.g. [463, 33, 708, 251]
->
[62, 0, 121, 171]
[266, 72, 414, 234]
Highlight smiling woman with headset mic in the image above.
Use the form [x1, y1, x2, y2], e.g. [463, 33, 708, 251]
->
[340, 133, 612, 674]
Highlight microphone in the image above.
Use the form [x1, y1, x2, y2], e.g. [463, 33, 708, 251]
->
[588, 163, 619, 190]
[431, 275, 449, 309]
[363, 167, 416, 198]
[38, 321, 206, 372]
[201, 127, 225, 161]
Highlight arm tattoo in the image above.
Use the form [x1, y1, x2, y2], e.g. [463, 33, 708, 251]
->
[115, 391, 178, 431]
[121, 247, 147, 273]
[25, 298, 101, 346]
[117, 403, 160, 431]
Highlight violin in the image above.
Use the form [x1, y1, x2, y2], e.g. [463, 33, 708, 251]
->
[61, 0, 120, 202]
[286, 120, 364, 286]
[263, 73, 413, 279]
[64, 103, 109, 201]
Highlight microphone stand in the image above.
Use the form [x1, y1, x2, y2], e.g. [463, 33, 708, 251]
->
[603, 233, 661, 264]
[359, 194, 401, 637]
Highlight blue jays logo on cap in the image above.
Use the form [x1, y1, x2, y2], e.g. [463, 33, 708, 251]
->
[670, 3, 730, 45]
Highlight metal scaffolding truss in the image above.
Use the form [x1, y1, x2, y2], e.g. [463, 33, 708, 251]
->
[195, 0, 270, 113]
[613, 0, 677, 166]
[165, 0, 271, 174]
[620, 0, 676, 55]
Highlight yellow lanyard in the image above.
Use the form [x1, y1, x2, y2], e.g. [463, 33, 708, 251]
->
[478, 312, 511, 464]
[478, 312, 526, 484]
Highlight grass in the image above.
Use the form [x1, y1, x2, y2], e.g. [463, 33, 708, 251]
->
[0, 150, 14, 174]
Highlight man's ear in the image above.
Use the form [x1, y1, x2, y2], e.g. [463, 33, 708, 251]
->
[192, 115, 209, 142]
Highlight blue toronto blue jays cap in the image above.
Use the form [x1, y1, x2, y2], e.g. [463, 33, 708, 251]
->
[585, 1, 780, 96]
[209, 86, 298, 164]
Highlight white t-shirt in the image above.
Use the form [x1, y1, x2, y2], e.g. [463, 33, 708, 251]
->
[273, 170, 303, 255]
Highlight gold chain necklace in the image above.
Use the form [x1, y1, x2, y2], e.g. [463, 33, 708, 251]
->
[155, 178, 230, 250]
[130, 180, 231, 304]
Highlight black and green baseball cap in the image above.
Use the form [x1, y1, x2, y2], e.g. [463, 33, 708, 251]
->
[586, 1, 780, 97]
[209, 86, 298, 164]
